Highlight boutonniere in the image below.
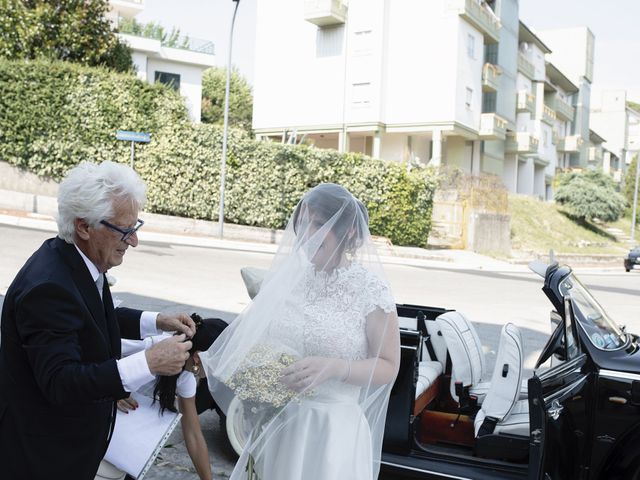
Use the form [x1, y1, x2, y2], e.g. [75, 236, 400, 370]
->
[106, 273, 117, 287]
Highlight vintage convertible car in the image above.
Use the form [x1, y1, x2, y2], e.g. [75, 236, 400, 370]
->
[382, 261, 640, 480]
[217, 263, 640, 479]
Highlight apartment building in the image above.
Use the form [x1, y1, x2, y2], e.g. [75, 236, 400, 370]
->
[591, 90, 640, 182]
[107, 0, 216, 122]
[252, 0, 591, 199]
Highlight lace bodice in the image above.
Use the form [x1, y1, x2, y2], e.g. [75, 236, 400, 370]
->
[268, 263, 395, 361]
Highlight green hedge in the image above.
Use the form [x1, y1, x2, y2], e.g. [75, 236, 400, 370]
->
[0, 59, 437, 246]
[0, 59, 188, 179]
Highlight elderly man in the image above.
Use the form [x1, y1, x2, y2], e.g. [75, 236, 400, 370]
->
[0, 161, 196, 480]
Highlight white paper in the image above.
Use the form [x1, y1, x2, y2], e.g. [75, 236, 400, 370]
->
[104, 393, 181, 479]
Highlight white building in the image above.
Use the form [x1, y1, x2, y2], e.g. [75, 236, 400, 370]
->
[591, 90, 640, 182]
[252, 0, 592, 199]
[107, 0, 216, 122]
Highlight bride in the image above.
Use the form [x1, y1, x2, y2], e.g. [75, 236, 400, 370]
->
[200, 183, 400, 479]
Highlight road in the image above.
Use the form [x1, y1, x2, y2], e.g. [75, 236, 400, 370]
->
[1, 223, 638, 479]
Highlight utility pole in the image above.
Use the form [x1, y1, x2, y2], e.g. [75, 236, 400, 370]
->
[631, 156, 640, 244]
[218, 0, 241, 238]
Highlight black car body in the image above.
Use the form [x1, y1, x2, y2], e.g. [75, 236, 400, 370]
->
[624, 247, 640, 272]
[381, 262, 640, 480]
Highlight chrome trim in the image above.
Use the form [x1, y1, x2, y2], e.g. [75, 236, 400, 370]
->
[380, 461, 471, 479]
[544, 375, 588, 405]
[537, 354, 586, 382]
[599, 369, 640, 382]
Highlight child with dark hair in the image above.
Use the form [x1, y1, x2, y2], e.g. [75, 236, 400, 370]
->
[118, 315, 227, 480]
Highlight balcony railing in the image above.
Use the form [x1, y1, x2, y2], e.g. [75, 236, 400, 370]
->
[505, 132, 539, 154]
[589, 146, 604, 164]
[557, 135, 583, 153]
[482, 63, 501, 92]
[479, 113, 507, 140]
[518, 53, 535, 79]
[516, 90, 535, 114]
[448, 0, 500, 43]
[541, 104, 556, 125]
[304, 0, 347, 27]
[554, 97, 575, 121]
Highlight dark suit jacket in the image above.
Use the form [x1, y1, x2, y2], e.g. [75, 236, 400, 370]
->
[0, 237, 144, 480]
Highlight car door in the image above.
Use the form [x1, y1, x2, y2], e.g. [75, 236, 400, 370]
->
[529, 300, 593, 480]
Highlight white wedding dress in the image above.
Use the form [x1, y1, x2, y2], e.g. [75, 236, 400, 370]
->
[245, 262, 395, 480]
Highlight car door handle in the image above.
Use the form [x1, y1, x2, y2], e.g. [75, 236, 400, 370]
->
[548, 399, 564, 420]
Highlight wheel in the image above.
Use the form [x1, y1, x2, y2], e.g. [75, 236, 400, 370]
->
[627, 269, 631, 272]
[225, 396, 249, 456]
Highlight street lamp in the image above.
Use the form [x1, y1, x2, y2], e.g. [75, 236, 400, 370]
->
[218, 0, 241, 238]
[631, 156, 640, 244]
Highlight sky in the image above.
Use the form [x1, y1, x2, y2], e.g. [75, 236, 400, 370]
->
[138, 0, 640, 103]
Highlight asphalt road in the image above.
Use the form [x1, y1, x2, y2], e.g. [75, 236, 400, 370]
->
[1, 223, 638, 479]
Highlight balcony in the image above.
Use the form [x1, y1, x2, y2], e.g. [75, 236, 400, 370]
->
[479, 113, 507, 140]
[541, 104, 556, 125]
[482, 63, 501, 92]
[304, 0, 347, 27]
[448, 0, 500, 43]
[554, 97, 575, 122]
[505, 132, 539, 154]
[589, 146, 604, 164]
[516, 90, 535, 114]
[557, 135, 583, 153]
[518, 53, 535, 79]
[109, 0, 144, 21]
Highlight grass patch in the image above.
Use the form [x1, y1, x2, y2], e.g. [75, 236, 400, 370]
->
[509, 195, 634, 255]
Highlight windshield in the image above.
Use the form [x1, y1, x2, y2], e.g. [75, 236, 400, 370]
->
[559, 274, 627, 351]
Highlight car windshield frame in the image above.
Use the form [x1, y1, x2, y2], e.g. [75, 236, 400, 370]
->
[559, 273, 628, 352]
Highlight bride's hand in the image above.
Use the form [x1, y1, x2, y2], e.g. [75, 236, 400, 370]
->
[280, 357, 346, 392]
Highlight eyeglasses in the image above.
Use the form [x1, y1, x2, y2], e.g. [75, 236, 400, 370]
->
[99, 218, 144, 242]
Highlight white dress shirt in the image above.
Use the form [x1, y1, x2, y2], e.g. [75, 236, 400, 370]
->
[74, 245, 158, 393]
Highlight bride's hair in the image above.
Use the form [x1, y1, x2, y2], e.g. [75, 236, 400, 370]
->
[291, 183, 369, 255]
[154, 315, 228, 414]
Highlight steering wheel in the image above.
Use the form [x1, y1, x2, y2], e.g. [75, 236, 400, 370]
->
[535, 320, 565, 369]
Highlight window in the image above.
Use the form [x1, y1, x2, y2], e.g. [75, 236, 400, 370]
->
[465, 87, 473, 109]
[154, 71, 180, 91]
[484, 43, 498, 65]
[482, 92, 496, 113]
[353, 30, 373, 56]
[316, 25, 344, 57]
[352, 82, 371, 106]
[467, 34, 475, 59]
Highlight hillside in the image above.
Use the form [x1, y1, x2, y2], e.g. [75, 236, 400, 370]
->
[509, 195, 634, 255]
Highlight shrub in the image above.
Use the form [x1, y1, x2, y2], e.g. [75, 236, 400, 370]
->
[0, 59, 188, 179]
[201, 67, 253, 133]
[0, 59, 437, 246]
[554, 170, 626, 222]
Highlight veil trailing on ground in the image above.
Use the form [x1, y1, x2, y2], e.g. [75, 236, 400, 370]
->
[200, 183, 400, 480]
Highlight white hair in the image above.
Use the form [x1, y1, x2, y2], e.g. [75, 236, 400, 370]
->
[56, 161, 147, 243]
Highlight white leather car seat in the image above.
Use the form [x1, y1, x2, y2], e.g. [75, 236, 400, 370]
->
[474, 323, 529, 437]
[398, 316, 444, 400]
[435, 311, 490, 403]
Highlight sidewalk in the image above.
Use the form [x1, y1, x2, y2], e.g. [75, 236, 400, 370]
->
[0, 199, 624, 273]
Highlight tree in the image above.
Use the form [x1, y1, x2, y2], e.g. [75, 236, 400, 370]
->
[0, 0, 132, 72]
[623, 156, 639, 221]
[201, 66, 253, 132]
[554, 170, 627, 222]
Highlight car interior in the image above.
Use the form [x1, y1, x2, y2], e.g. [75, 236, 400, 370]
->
[391, 305, 531, 463]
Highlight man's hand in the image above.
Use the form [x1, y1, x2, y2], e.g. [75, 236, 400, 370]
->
[145, 334, 192, 375]
[156, 312, 196, 338]
[117, 395, 139, 414]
